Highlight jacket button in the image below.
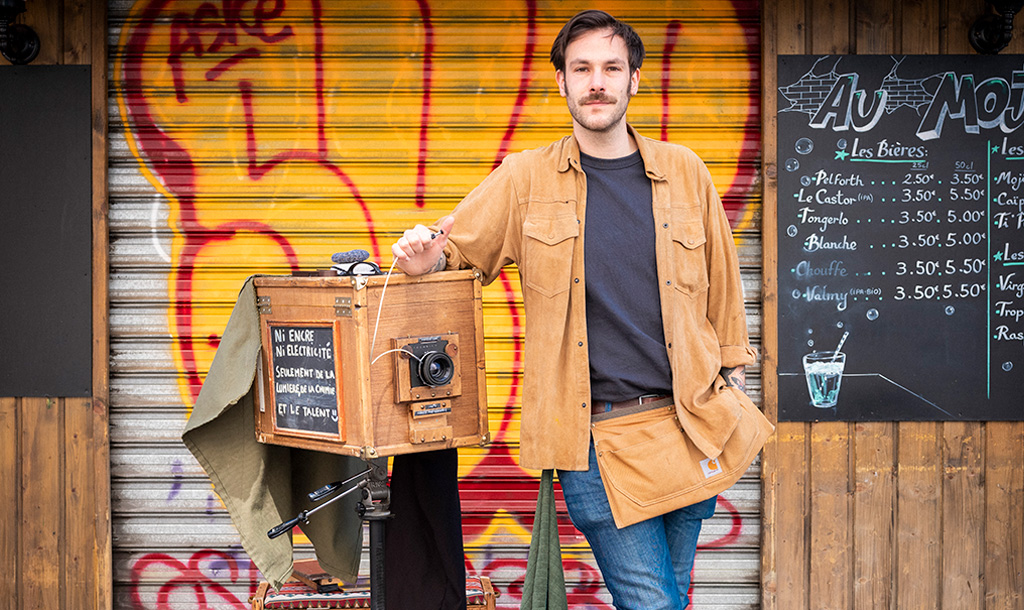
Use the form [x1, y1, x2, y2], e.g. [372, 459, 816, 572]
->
[666, 280, 672, 286]
[663, 223, 669, 228]
[574, 278, 580, 283]
[578, 341, 584, 347]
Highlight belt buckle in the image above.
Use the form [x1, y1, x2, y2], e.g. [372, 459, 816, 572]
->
[638, 393, 659, 405]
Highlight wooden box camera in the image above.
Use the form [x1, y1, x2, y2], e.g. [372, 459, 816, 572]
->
[252, 270, 489, 459]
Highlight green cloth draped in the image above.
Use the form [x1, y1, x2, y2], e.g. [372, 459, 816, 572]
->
[520, 469, 569, 610]
[181, 277, 364, 590]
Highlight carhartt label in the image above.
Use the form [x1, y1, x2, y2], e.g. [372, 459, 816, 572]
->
[700, 457, 723, 479]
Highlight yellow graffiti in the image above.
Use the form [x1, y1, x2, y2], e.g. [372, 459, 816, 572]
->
[115, 0, 759, 538]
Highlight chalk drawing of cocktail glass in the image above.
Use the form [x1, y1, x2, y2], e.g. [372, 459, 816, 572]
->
[802, 351, 846, 408]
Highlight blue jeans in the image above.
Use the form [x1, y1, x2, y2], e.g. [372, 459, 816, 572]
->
[558, 440, 717, 610]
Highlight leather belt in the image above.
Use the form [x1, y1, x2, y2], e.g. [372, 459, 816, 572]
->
[591, 394, 673, 422]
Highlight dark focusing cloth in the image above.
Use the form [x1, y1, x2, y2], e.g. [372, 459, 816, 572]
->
[386, 449, 467, 610]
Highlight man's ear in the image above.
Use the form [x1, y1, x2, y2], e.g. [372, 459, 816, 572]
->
[630, 69, 640, 96]
[556, 70, 567, 98]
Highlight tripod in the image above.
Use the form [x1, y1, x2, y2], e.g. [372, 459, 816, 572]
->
[268, 458, 392, 610]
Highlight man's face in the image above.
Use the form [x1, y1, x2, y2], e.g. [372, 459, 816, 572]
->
[556, 28, 640, 134]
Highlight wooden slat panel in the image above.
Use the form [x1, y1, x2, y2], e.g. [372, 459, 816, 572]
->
[765, 4, 1024, 610]
[774, 425, 809, 610]
[941, 421, 984, 610]
[854, 0, 893, 52]
[765, 1, 807, 608]
[942, 0, 976, 54]
[810, 0, 851, 55]
[20, 397, 62, 610]
[92, 0, 113, 606]
[984, 422, 1024, 610]
[61, 0, 104, 606]
[0, 398, 17, 609]
[809, 422, 851, 610]
[900, 0, 940, 53]
[897, 422, 941, 610]
[853, 423, 894, 610]
[23, 0, 62, 65]
[63, 0, 89, 64]
[65, 397, 97, 608]
[775, 0, 808, 54]
[759, 0, 781, 608]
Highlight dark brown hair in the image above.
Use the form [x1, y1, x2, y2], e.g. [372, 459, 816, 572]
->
[549, 10, 645, 75]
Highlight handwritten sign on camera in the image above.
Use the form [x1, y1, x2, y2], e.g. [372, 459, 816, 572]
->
[265, 324, 342, 435]
[776, 55, 1024, 421]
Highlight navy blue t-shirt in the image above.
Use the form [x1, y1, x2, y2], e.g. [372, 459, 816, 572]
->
[581, 150, 673, 403]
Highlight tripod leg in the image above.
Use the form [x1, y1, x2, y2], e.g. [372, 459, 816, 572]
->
[370, 518, 386, 610]
[361, 458, 390, 610]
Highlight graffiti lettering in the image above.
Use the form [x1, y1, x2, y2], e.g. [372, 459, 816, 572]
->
[168, 0, 294, 102]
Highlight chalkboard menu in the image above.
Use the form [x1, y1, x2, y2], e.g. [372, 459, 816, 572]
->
[266, 324, 342, 435]
[776, 55, 1024, 421]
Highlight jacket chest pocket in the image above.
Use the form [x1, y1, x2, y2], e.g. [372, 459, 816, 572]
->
[522, 212, 578, 298]
[671, 217, 710, 296]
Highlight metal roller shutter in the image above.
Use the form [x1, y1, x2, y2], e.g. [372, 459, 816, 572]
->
[108, 1, 762, 607]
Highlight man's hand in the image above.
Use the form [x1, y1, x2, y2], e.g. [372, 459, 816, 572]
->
[721, 365, 746, 393]
[391, 215, 455, 275]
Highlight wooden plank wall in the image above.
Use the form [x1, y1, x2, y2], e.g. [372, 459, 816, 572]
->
[762, 1, 1024, 609]
[0, 1, 111, 610]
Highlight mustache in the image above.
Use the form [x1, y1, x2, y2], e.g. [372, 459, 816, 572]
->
[579, 93, 617, 104]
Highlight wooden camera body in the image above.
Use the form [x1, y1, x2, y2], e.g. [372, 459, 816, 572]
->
[252, 270, 489, 459]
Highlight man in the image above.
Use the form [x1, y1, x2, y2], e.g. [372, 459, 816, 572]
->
[392, 10, 756, 610]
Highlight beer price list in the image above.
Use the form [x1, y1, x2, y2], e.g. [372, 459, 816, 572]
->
[776, 55, 1024, 421]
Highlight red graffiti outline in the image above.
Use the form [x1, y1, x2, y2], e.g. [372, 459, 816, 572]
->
[701, 496, 744, 550]
[660, 21, 683, 143]
[130, 550, 257, 609]
[414, 0, 434, 208]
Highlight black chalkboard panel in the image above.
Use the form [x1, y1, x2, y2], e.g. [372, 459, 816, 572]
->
[266, 324, 342, 435]
[0, 66, 92, 397]
[776, 55, 1024, 421]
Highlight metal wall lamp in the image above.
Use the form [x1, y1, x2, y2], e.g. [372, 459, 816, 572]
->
[0, 0, 40, 65]
[970, 0, 1024, 54]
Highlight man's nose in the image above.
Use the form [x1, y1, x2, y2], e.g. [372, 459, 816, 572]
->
[589, 71, 605, 91]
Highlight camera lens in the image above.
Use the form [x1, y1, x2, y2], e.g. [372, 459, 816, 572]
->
[418, 351, 454, 387]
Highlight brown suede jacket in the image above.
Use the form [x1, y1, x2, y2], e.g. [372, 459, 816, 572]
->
[442, 125, 757, 471]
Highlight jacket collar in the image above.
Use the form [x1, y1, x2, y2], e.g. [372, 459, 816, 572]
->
[557, 124, 667, 181]
[630, 124, 668, 182]
[556, 135, 579, 173]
